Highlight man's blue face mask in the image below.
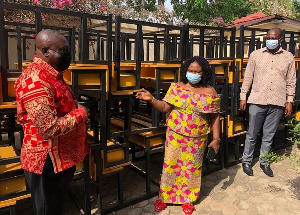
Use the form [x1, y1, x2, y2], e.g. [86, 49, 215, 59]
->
[266, 39, 279, 50]
[186, 72, 202, 84]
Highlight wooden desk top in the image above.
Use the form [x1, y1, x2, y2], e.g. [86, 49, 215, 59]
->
[208, 59, 233, 65]
[0, 102, 17, 110]
[68, 64, 109, 70]
[119, 62, 181, 68]
[20, 62, 109, 70]
[111, 89, 141, 96]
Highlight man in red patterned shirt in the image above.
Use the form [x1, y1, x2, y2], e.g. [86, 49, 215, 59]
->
[15, 29, 89, 215]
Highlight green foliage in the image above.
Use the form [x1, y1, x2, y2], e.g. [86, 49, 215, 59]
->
[284, 118, 300, 169]
[186, 0, 212, 24]
[210, 0, 251, 24]
[286, 118, 300, 145]
[170, 0, 300, 25]
[5, 0, 300, 27]
[247, 0, 294, 16]
[289, 153, 300, 170]
[126, 0, 157, 12]
[144, 0, 157, 11]
[171, 0, 212, 24]
[170, 0, 184, 20]
[259, 148, 300, 171]
[248, 0, 273, 15]
[259, 151, 285, 166]
[292, 0, 300, 20]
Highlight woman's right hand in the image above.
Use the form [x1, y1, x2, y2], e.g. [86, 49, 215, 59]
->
[136, 88, 153, 102]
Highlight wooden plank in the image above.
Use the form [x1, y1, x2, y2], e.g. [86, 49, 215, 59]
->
[68, 66, 107, 70]
[21, 62, 108, 70]
[111, 90, 141, 96]
[0, 102, 17, 109]
[0, 146, 21, 174]
[119, 62, 136, 67]
[87, 130, 125, 163]
[208, 59, 233, 64]
[111, 118, 165, 137]
[69, 64, 109, 68]
[228, 131, 247, 138]
[120, 74, 136, 87]
[102, 162, 132, 174]
[110, 118, 165, 148]
[0, 194, 31, 209]
[227, 115, 246, 137]
[141, 63, 181, 68]
[0, 175, 26, 195]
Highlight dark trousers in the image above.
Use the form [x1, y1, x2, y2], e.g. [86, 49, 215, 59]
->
[242, 104, 283, 165]
[24, 155, 76, 215]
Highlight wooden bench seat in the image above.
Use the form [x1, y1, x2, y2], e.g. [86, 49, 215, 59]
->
[0, 194, 31, 209]
[0, 146, 25, 196]
[110, 118, 165, 148]
[0, 146, 30, 212]
[0, 103, 17, 110]
[119, 74, 136, 88]
[77, 131, 131, 181]
[0, 175, 27, 196]
[87, 130, 126, 164]
[0, 146, 21, 175]
[208, 59, 233, 65]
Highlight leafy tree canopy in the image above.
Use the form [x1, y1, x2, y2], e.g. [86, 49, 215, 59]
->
[4, 0, 300, 25]
[210, 0, 251, 24]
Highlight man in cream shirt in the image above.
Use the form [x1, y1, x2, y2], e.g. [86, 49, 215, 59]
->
[240, 28, 296, 177]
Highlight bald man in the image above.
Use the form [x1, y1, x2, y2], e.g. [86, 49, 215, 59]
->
[240, 28, 296, 177]
[15, 29, 89, 215]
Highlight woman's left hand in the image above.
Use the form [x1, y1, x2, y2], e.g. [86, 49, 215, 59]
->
[208, 140, 220, 154]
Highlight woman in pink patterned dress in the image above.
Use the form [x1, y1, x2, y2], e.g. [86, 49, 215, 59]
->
[136, 56, 220, 215]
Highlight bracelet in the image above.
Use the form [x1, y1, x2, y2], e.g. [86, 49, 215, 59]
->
[149, 96, 155, 104]
[212, 137, 221, 142]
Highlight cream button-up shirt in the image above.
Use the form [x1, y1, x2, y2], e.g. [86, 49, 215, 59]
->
[240, 47, 296, 107]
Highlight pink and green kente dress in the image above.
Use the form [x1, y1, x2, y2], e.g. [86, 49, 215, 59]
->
[159, 82, 220, 204]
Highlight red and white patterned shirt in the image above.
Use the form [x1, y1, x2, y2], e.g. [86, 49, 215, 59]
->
[15, 56, 89, 174]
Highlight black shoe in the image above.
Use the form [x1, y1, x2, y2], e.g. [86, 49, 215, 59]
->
[242, 163, 253, 176]
[260, 164, 274, 177]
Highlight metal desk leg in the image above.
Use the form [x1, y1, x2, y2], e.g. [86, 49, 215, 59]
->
[83, 155, 91, 215]
[118, 170, 123, 204]
[145, 138, 151, 194]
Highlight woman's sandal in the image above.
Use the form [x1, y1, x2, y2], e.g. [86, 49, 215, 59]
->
[154, 199, 166, 212]
[182, 203, 195, 215]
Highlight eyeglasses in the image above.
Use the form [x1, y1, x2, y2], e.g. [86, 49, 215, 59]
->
[187, 69, 203, 75]
[49, 49, 70, 55]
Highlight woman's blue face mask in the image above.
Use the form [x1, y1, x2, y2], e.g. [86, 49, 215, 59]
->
[186, 72, 202, 84]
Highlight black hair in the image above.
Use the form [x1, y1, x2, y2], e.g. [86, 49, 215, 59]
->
[180, 56, 212, 87]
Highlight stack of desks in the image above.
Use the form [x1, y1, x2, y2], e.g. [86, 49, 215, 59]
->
[0, 103, 30, 215]
[3, 58, 251, 213]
